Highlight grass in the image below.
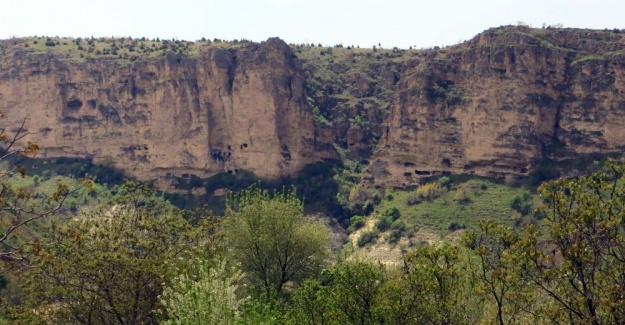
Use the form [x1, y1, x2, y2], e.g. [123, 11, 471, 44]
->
[373, 176, 539, 237]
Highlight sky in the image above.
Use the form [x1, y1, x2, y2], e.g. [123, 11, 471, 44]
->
[0, 0, 623, 49]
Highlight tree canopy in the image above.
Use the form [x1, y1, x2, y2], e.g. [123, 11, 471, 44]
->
[12, 181, 214, 324]
[224, 184, 329, 296]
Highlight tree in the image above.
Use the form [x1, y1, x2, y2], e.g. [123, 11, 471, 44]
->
[289, 262, 387, 325]
[0, 116, 71, 261]
[515, 160, 625, 324]
[463, 220, 537, 325]
[160, 258, 246, 325]
[290, 246, 480, 325]
[13, 181, 213, 324]
[224, 184, 329, 296]
[398, 244, 479, 324]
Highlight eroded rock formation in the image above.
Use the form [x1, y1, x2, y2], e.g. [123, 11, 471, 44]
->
[370, 27, 625, 187]
[2, 26, 625, 189]
[0, 38, 331, 186]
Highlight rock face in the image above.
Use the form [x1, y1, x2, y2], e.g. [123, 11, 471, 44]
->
[371, 27, 625, 187]
[0, 38, 330, 185]
[2, 27, 625, 189]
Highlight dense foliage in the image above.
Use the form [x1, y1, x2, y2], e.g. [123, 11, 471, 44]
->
[10, 182, 215, 324]
[1, 152, 625, 324]
[224, 185, 330, 297]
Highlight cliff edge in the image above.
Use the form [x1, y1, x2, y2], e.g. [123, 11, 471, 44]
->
[0, 37, 332, 186]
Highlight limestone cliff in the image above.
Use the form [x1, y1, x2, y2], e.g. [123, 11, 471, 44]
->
[0, 38, 330, 186]
[370, 26, 625, 187]
[2, 27, 625, 190]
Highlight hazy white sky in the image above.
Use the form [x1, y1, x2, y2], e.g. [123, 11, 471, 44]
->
[0, 0, 622, 48]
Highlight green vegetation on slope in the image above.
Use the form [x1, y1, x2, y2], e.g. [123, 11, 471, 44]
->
[0, 35, 250, 63]
[374, 176, 538, 235]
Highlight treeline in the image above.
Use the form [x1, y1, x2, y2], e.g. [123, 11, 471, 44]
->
[1, 160, 625, 324]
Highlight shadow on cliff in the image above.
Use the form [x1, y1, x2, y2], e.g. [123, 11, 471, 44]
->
[165, 159, 344, 217]
[9, 155, 127, 186]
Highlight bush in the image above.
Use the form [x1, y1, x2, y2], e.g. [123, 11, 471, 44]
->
[381, 207, 401, 221]
[362, 200, 375, 215]
[448, 222, 466, 231]
[415, 182, 446, 201]
[387, 230, 402, 244]
[510, 190, 533, 215]
[347, 216, 366, 234]
[385, 193, 394, 201]
[454, 186, 471, 204]
[160, 259, 246, 325]
[357, 230, 379, 247]
[406, 194, 421, 206]
[437, 176, 451, 188]
[510, 195, 522, 210]
[372, 192, 382, 205]
[390, 219, 406, 232]
[350, 216, 365, 229]
[375, 217, 392, 232]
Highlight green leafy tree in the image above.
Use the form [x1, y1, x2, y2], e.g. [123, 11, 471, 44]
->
[398, 244, 479, 324]
[289, 278, 333, 325]
[329, 262, 386, 325]
[515, 160, 625, 324]
[13, 181, 212, 324]
[290, 262, 387, 325]
[290, 246, 479, 325]
[225, 184, 329, 296]
[463, 220, 537, 325]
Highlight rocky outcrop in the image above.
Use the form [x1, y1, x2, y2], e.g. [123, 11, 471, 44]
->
[370, 26, 625, 187]
[0, 38, 332, 186]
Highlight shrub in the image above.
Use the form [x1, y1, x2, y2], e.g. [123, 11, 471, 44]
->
[437, 176, 451, 188]
[357, 230, 378, 247]
[406, 194, 421, 206]
[415, 182, 446, 201]
[510, 195, 522, 209]
[387, 230, 402, 244]
[350, 216, 365, 229]
[385, 193, 394, 201]
[375, 217, 392, 232]
[372, 192, 382, 205]
[381, 207, 401, 221]
[448, 222, 466, 231]
[454, 186, 471, 204]
[510, 190, 533, 215]
[347, 216, 366, 233]
[390, 219, 406, 232]
[362, 200, 375, 215]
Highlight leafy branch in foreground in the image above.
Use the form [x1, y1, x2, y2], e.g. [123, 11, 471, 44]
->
[0, 115, 72, 260]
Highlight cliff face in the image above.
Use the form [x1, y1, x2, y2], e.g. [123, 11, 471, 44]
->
[2, 27, 625, 189]
[370, 27, 625, 187]
[0, 38, 330, 186]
